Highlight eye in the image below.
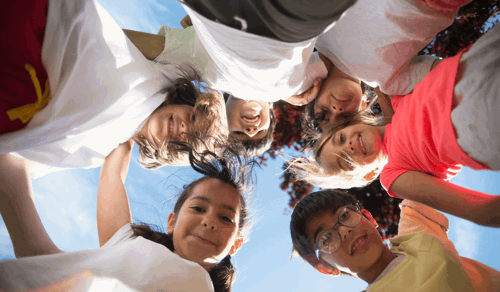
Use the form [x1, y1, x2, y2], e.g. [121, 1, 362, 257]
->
[339, 211, 350, 223]
[220, 216, 234, 224]
[339, 133, 345, 144]
[233, 131, 245, 135]
[191, 206, 204, 213]
[191, 112, 196, 122]
[315, 108, 329, 124]
[320, 231, 332, 248]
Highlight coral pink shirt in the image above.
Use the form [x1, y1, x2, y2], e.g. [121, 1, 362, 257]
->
[380, 52, 489, 198]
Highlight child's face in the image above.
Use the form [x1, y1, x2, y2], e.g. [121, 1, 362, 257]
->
[141, 104, 206, 148]
[305, 206, 386, 275]
[314, 73, 364, 131]
[318, 123, 384, 175]
[167, 178, 243, 271]
[226, 95, 273, 141]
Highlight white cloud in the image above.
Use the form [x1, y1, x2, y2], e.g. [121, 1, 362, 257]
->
[448, 217, 480, 259]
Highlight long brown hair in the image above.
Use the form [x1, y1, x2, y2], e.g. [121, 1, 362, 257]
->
[132, 144, 255, 292]
[134, 68, 228, 169]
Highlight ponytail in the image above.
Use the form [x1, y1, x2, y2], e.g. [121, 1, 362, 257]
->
[131, 224, 237, 292]
[209, 255, 236, 292]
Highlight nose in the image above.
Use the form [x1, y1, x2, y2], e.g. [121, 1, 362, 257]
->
[338, 225, 353, 240]
[244, 126, 259, 137]
[202, 214, 218, 230]
[346, 140, 355, 154]
[332, 104, 344, 113]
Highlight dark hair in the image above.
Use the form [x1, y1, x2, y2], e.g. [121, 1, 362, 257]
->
[229, 109, 276, 158]
[131, 143, 255, 292]
[134, 68, 228, 169]
[290, 189, 360, 277]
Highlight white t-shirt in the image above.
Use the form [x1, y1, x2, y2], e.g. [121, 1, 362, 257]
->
[154, 4, 328, 102]
[0, 224, 214, 292]
[315, 0, 456, 95]
[0, 0, 181, 177]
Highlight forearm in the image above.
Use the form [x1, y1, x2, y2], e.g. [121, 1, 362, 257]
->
[123, 29, 165, 60]
[97, 141, 134, 246]
[391, 171, 500, 227]
[0, 154, 62, 258]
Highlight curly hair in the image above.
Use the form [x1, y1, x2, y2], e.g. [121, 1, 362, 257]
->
[291, 111, 386, 189]
[131, 143, 256, 292]
[134, 68, 228, 169]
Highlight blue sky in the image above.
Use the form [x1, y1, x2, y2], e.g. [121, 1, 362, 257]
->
[1, 1, 499, 291]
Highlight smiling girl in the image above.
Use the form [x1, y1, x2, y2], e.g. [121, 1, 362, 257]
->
[293, 24, 500, 228]
[0, 141, 254, 292]
[0, 0, 227, 175]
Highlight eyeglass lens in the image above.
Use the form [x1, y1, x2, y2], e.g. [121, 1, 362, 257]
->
[318, 206, 362, 253]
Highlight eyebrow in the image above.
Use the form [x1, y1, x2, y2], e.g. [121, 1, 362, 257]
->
[189, 196, 236, 213]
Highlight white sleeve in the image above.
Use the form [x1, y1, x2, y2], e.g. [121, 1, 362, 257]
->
[86, 277, 140, 292]
[297, 52, 329, 94]
[398, 199, 449, 239]
[102, 224, 136, 248]
[383, 55, 442, 95]
[315, 0, 457, 95]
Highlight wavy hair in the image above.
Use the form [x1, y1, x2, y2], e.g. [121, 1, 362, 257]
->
[134, 68, 228, 169]
[131, 143, 256, 292]
[291, 111, 386, 189]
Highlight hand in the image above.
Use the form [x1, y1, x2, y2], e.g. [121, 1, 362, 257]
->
[180, 15, 192, 28]
[283, 78, 322, 106]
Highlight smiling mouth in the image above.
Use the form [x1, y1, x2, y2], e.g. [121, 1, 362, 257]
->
[358, 135, 366, 155]
[193, 235, 216, 246]
[241, 115, 259, 125]
[350, 235, 367, 255]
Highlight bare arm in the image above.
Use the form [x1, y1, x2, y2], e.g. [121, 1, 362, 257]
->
[97, 140, 134, 247]
[391, 171, 500, 227]
[0, 154, 62, 258]
[123, 29, 165, 60]
[374, 87, 395, 124]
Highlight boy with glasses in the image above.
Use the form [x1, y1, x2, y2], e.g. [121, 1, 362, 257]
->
[290, 190, 500, 291]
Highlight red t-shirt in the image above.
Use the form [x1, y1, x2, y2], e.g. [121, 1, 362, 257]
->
[380, 52, 489, 198]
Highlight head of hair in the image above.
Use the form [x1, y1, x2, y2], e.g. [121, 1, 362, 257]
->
[290, 189, 361, 277]
[229, 109, 276, 158]
[134, 68, 228, 169]
[291, 110, 386, 189]
[131, 143, 255, 292]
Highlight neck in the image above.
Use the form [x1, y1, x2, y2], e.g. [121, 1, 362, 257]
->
[357, 248, 397, 284]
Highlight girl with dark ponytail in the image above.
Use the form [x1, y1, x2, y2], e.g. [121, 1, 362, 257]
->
[0, 140, 253, 292]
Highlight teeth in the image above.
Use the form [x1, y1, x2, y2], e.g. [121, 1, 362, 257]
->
[359, 136, 366, 154]
[352, 236, 365, 253]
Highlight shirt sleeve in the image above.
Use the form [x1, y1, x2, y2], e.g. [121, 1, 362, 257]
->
[297, 52, 329, 94]
[102, 223, 136, 248]
[415, 0, 472, 13]
[397, 199, 449, 239]
[381, 55, 441, 95]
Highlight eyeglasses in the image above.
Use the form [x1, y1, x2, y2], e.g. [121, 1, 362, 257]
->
[314, 204, 363, 258]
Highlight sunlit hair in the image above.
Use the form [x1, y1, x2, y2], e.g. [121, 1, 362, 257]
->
[291, 111, 387, 189]
[290, 189, 361, 277]
[228, 109, 276, 158]
[134, 68, 228, 169]
[131, 143, 256, 292]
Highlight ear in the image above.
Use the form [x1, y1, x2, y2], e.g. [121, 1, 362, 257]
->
[317, 263, 341, 277]
[166, 212, 176, 235]
[363, 167, 379, 182]
[229, 237, 244, 255]
[361, 209, 379, 228]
